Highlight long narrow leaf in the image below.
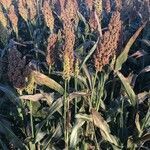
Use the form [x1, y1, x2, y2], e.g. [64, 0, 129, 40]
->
[115, 22, 147, 71]
[80, 39, 99, 69]
[117, 72, 136, 106]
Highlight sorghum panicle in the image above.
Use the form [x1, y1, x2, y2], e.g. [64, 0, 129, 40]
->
[42, 0, 54, 31]
[46, 33, 58, 66]
[61, 0, 76, 80]
[114, 0, 122, 11]
[85, 0, 94, 10]
[26, 0, 37, 21]
[0, 0, 11, 9]
[103, 0, 111, 13]
[7, 45, 30, 89]
[61, 0, 77, 24]
[74, 58, 79, 77]
[18, 0, 28, 22]
[94, 10, 122, 72]
[8, 5, 18, 34]
[94, 0, 102, 17]
[63, 24, 75, 80]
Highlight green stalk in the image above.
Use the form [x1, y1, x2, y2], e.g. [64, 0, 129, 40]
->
[110, 74, 116, 101]
[30, 100, 34, 139]
[90, 71, 98, 109]
[64, 79, 68, 149]
[74, 77, 78, 116]
[120, 97, 124, 140]
[89, 71, 99, 147]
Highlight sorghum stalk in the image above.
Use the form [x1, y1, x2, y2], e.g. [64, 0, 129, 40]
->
[74, 58, 79, 115]
[64, 79, 68, 149]
[91, 71, 98, 108]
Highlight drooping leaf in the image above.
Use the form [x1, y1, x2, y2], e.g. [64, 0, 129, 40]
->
[20, 93, 53, 104]
[31, 70, 64, 94]
[115, 22, 147, 71]
[91, 109, 119, 147]
[77, 11, 87, 25]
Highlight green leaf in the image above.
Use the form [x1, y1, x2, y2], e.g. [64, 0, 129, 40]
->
[0, 120, 25, 149]
[117, 72, 136, 106]
[36, 92, 90, 135]
[42, 124, 62, 149]
[91, 108, 119, 147]
[77, 11, 87, 24]
[70, 119, 85, 148]
[80, 39, 99, 69]
[115, 22, 147, 71]
[0, 84, 21, 106]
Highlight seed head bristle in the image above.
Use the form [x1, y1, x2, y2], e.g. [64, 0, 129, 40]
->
[89, 10, 98, 31]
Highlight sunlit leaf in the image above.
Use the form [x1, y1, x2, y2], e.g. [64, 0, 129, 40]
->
[91, 109, 119, 146]
[115, 22, 147, 71]
[32, 70, 64, 94]
[135, 113, 142, 134]
[70, 119, 85, 148]
[36, 92, 90, 135]
[117, 72, 136, 106]
[80, 39, 99, 69]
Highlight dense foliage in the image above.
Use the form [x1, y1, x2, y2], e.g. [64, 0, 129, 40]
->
[0, 0, 149, 149]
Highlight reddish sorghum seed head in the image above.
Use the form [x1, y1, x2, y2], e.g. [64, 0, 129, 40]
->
[42, 0, 54, 31]
[94, 10, 122, 72]
[46, 33, 58, 66]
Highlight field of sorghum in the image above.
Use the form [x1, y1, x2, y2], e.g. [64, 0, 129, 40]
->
[0, 0, 150, 149]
